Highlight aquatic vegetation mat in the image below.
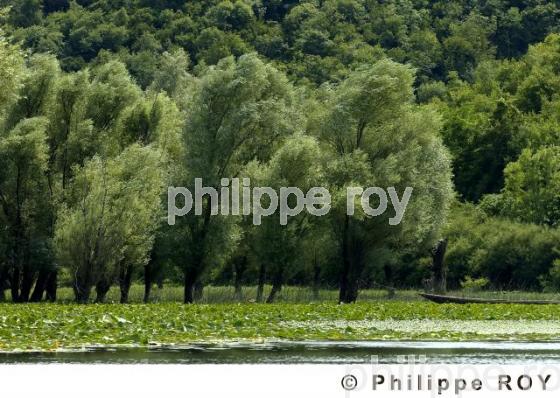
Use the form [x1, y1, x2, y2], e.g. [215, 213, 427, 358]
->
[1, 302, 560, 351]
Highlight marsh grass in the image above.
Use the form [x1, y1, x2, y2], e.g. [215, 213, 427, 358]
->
[47, 284, 560, 304]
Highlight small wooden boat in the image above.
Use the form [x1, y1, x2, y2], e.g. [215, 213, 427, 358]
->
[420, 293, 560, 305]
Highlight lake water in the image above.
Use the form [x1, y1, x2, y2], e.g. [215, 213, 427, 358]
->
[2, 341, 560, 364]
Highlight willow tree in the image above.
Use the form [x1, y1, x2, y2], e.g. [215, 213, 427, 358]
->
[45, 60, 154, 301]
[0, 54, 57, 302]
[0, 26, 24, 113]
[112, 93, 183, 302]
[54, 145, 164, 303]
[0, 118, 50, 302]
[250, 135, 327, 303]
[149, 48, 194, 110]
[311, 59, 454, 303]
[175, 53, 301, 303]
[0, 29, 25, 300]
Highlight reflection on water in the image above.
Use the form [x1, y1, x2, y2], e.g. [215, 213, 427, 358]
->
[2, 341, 560, 364]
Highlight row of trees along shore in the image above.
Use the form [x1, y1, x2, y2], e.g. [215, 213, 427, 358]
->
[0, 42, 453, 303]
[3, 1, 560, 302]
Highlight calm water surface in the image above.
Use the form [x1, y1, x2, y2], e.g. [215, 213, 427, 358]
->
[2, 341, 560, 364]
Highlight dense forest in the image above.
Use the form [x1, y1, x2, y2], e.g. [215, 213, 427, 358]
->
[2, 0, 560, 304]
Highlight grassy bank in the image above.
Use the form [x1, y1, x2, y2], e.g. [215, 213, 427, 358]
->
[51, 285, 421, 303]
[1, 302, 560, 351]
[46, 284, 560, 304]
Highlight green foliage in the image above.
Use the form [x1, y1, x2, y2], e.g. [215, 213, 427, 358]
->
[501, 146, 560, 226]
[4, 0, 559, 86]
[148, 48, 193, 103]
[169, 53, 300, 302]
[54, 145, 165, 302]
[445, 204, 560, 290]
[0, 117, 50, 301]
[440, 34, 560, 201]
[1, 301, 560, 350]
[8, 0, 42, 28]
[442, 12, 496, 81]
[3, 0, 560, 305]
[86, 60, 141, 131]
[439, 77, 523, 201]
[0, 22, 24, 113]
[249, 135, 327, 301]
[3, 54, 60, 130]
[540, 260, 560, 293]
[311, 58, 453, 302]
[460, 276, 489, 292]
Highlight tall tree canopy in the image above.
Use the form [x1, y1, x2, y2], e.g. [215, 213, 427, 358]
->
[311, 59, 453, 302]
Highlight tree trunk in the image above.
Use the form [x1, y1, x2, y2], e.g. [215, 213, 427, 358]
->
[45, 271, 57, 302]
[266, 283, 281, 303]
[10, 267, 20, 303]
[383, 264, 395, 299]
[30, 268, 49, 302]
[194, 281, 204, 301]
[11, 192, 26, 303]
[234, 281, 243, 301]
[119, 265, 133, 304]
[340, 275, 359, 303]
[338, 216, 352, 303]
[95, 279, 110, 303]
[233, 256, 247, 301]
[0, 268, 9, 302]
[338, 216, 362, 304]
[143, 264, 152, 303]
[184, 271, 197, 304]
[312, 258, 321, 300]
[256, 263, 266, 303]
[183, 198, 211, 304]
[266, 268, 283, 303]
[18, 265, 35, 303]
[75, 283, 92, 304]
[431, 238, 448, 294]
